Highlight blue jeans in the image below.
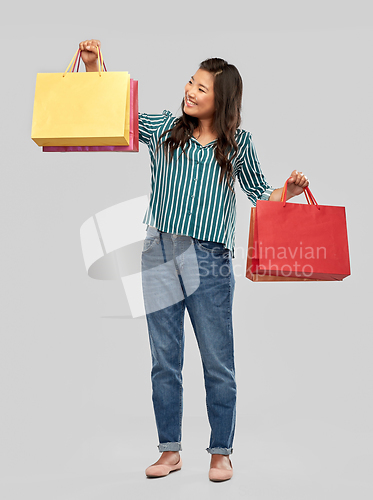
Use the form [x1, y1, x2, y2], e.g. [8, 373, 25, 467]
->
[141, 226, 236, 455]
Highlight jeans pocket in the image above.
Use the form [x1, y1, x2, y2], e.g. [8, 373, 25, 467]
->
[195, 239, 227, 255]
[142, 227, 160, 253]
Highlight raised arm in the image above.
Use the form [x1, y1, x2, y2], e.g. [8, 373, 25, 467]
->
[79, 39, 101, 72]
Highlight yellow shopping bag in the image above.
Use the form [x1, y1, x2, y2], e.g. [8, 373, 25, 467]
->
[31, 48, 131, 147]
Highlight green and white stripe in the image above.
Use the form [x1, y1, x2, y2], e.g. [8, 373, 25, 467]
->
[139, 110, 274, 254]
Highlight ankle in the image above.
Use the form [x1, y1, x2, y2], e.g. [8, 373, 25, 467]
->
[210, 454, 231, 465]
[160, 451, 180, 463]
[162, 451, 180, 457]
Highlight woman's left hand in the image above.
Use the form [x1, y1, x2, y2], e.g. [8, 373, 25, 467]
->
[286, 170, 309, 199]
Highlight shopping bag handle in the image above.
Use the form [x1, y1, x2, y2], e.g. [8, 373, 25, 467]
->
[73, 47, 107, 73]
[281, 178, 320, 210]
[63, 47, 107, 77]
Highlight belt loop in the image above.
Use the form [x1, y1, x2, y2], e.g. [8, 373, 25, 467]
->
[159, 232, 167, 263]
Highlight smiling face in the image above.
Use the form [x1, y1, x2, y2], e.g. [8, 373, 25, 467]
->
[184, 69, 216, 121]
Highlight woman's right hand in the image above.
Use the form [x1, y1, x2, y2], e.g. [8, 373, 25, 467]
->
[79, 39, 101, 70]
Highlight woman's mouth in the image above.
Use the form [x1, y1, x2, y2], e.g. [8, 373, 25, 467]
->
[185, 94, 197, 107]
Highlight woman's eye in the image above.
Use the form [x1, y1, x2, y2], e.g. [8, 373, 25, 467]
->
[199, 89, 205, 93]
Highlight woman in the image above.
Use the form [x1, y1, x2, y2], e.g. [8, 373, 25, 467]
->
[79, 39, 309, 482]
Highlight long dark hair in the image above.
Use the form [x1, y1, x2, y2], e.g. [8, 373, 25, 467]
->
[157, 58, 243, 191]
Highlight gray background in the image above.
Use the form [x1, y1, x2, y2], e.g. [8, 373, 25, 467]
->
[1, 1, 372, 499]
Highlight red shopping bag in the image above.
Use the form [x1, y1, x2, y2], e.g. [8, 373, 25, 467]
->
[42, 50, 139, 153]
[246, 180, 351, 281]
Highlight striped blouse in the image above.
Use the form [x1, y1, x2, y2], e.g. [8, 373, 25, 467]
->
[139, 110, 274, 255]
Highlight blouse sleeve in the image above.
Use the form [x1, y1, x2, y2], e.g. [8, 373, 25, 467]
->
[236, 131, 274, 205]
[138, 110, 173, 146]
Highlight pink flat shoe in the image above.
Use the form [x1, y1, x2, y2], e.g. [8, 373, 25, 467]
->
[145, 458, 182, 478]
[209, 458, 233, 482]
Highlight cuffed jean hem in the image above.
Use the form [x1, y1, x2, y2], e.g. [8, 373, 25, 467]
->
[206, 447, 233, 455]
[158, 442, 182, 452]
